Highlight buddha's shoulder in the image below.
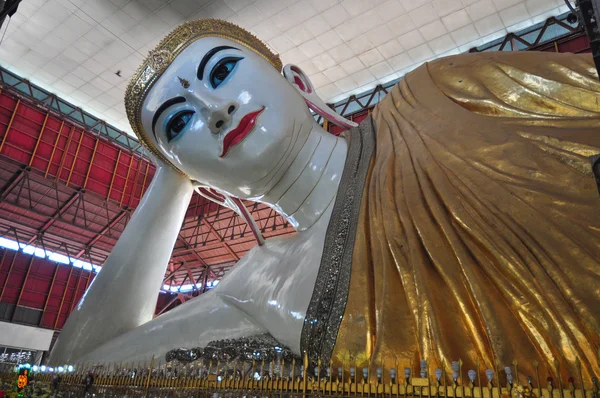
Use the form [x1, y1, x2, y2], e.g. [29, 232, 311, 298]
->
[425, 50, 593, 75]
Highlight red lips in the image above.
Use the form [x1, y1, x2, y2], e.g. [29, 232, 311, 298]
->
[220, 106, 265, 158]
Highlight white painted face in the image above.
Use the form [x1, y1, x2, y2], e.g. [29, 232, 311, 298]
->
[141, 37, 313, 199]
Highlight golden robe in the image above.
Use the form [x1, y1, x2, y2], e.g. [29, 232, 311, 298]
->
[305, 51, 600, 382]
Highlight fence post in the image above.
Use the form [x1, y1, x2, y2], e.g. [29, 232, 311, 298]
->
[144, 356, 155, 395]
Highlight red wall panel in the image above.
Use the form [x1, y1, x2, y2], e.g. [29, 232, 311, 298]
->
[0, 94, 155, 210]
[0, 248, 95, 330]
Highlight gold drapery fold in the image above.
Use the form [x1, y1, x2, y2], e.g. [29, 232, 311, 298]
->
[332, 52, 600, 381]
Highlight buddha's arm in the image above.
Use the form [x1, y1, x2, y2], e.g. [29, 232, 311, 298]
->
[76, 290, 265, 364]
[49, 163, 194, 365]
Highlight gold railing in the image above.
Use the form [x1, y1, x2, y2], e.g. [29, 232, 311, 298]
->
[1, 354, 599, 397]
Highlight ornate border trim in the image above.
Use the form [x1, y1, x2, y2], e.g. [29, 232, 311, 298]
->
[300, 116, 376, 365]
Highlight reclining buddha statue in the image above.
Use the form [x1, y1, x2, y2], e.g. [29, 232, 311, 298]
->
[49, 19, 600, 381]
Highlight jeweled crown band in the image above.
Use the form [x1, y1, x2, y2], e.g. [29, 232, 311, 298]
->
[124, 19, 283, 174]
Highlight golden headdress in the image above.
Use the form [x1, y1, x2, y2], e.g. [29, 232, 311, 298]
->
[124, 19, 282, 172]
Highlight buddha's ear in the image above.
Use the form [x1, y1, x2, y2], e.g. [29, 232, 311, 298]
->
[193, 183, 265, 246]
[283, 64, 358, 129]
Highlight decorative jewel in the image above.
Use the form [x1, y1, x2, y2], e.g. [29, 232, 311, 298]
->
[124, 19, 282, 175]
[178, 76, 190, 89]
[164, 334, 299, 365]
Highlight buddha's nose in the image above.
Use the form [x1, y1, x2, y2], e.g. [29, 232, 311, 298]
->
[209, 102, 237, 135]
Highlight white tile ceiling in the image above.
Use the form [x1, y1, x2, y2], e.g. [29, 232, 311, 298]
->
[0, 0, 568, 136]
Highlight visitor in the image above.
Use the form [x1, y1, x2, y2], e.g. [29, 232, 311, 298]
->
[51, 373, 60, 396]
[83, 371, 94, 396]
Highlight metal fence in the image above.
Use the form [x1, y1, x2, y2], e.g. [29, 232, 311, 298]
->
[1, 354, 598, 398]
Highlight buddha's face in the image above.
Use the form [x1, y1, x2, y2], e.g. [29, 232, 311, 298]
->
[141, 37, 313, 199]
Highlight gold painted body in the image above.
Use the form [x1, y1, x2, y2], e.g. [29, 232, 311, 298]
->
[332, 51, 600, 382]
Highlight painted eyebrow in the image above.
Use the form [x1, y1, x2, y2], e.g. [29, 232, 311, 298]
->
[152, 96, 186, 139]
[197, 45, 240, 80]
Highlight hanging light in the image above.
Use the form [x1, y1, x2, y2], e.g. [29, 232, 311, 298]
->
[420, 360, 427, 378]
[485, 369, 494, 384]
[451, 361, 459, 382]
[404, 367, 411, 383]
[435, 368, 443, 382]
[505, 367, 513, 387]
[468, 370, 476, 383]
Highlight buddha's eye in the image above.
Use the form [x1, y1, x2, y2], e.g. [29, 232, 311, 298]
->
[165, 110, 194, 142]
[210, 57, 243, 89]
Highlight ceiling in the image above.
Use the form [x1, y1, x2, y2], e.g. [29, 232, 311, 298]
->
[0, 0, 567, 136]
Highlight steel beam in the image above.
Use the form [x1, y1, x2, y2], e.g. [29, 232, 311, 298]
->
[74, 209, 128, 258]
[55, 126, 75, 182]
[162, 262, 186, 283]
[119, 154, 134, 207]
[66, 129, 84, 187]
[53, 264, 74, 329]
[155, 295, 180, 317]
[40, 262, 59, 327]
[201, 267, 209, 293]
[183, 262, 199, 293]
[140, 162, 150, 197]
[28, 113, 49, 167]
[11, 255, 34, 321]
[83, 139, 99, 189]
[0, 251, 17, 302]
[0, 99, 19, 153]
[125, 158, 141, 208]
[107, 150, 122, 200]
[45, 121, 64, 177]
[177, 232, 209, 266]
[201, 218, 240, 261]
[0, 71, 147, 158]
[26, 191, 81, 244]
[67, 268, 83, 315]
[0, 166, 26, 201]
